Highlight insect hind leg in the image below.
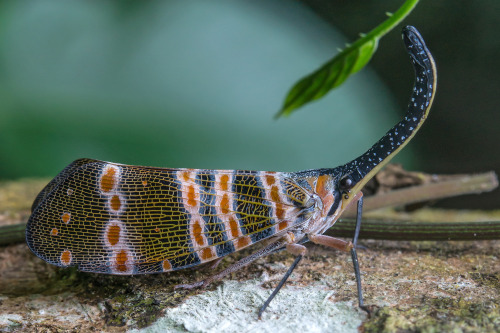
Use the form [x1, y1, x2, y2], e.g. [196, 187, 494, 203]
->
[175, 239, 287, 290]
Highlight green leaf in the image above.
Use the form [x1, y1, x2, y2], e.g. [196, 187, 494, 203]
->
[277, 0, 419, 118]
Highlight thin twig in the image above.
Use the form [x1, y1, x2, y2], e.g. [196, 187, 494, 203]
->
[331, 219, 500, 241]
[343, 171, 498, 218]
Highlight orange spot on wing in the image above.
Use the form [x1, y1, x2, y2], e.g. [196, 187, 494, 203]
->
[200, 247, 216, 261]
[187, 185, 197, 207]
[162, 260, 172, 271]
[51, 228, 58, 236]
[265, 175, 276, 186]
[192, 220, 205, 246]
[142, 180, 148, 186]
[182, 172, 191, 182]
[110, 195, 121, 211]
[221, 194, 230, 214]
[229, 218, 240, 238]
[101, 166, 117, 192]
[270, 186, 286, 219]
[107, 225, 121, 246]
[276, 206, 285, 219]
[236, 236, 251, 249]
[270, 186, 280, 202]
[220, 174, 229, 191]
[277, 221, 289, 231]
[61, 212, 71, 224]
[115, 249, 128, 272]
[155, 227, 160, 233]
[60, 250, 72, 266]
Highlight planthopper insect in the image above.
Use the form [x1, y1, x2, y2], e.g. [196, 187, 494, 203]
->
[26, 26, 436, 317]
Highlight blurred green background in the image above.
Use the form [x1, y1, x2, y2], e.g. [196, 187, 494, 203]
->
[0, 0, 498, 209]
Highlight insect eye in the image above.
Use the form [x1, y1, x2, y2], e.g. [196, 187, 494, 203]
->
[339, 176, 354, 192]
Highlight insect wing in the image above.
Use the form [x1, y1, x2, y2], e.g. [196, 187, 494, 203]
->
[26, 160, 312, 274]
[31, 158, 99, 212]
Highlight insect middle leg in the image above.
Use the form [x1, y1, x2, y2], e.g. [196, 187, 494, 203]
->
[258, 242, 306, 319]
[175, 232, 307, 319]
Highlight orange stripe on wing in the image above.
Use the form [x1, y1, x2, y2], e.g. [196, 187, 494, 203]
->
[199, 247, 217, 261]
[111, 248, 135, 274]
[214, 172, 240, 239]
[177, 169, 209, 251]
[260, 171, 295, 233]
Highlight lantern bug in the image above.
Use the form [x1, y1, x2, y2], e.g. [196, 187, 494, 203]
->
[26, 26, 436, 317]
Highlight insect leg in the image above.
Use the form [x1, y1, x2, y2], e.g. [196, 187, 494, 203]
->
[308, 234, 353, 252]
[258, 243, 306, 319]
[351, 196, 369, 314]
[206, 257, 224, 271]
[308, 196, 369, 314]
[307, 232, 368, 312]
[175, 239, 287, 290]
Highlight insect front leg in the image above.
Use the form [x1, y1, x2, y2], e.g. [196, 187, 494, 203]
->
[308, 234, 353, 252]
[310, 196, 369, 314]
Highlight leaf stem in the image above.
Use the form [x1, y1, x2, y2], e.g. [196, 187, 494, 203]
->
[353, 0, 420, 48]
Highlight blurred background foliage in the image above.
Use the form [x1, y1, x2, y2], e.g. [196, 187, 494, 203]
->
[0, 0, 498, 209]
